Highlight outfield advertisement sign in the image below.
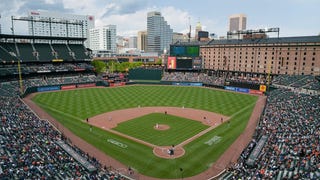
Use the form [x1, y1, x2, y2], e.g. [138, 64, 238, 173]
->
[77, 83, 96, 88]
[236, 87, 250, 93]
[249, 89, 264, 95]
[172, 82, 203, 86]
[61, 85, 76, 90]
[225, 86, 265, 95]
[225, 86, 236, 91]
[224, 86, 249, 93]
[37, 86, 60, 92]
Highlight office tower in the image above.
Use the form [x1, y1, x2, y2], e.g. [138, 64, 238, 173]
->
[89, 25, 117, 53]
[129, 36, 137, 49]
[172, 32, 188, 43]
[137, 31, 147, 51]
[147, 11, 173, 55]
[195, 21, 202, 41]
[28, 10, 94, 47]
[229, 14, 247, 32]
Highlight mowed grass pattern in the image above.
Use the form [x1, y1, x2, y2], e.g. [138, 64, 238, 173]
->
[113, 113, 209, 146]
[32, 85, 258, 178]
[33, 85, 257, 119]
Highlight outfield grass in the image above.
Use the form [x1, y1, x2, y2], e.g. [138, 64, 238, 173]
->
[32, 85, 258, 178]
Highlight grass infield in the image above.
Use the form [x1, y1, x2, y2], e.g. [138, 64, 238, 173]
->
[113, 113, 209, 146]
[32, 85, 258, 178]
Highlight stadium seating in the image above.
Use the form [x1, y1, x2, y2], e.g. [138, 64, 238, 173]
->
[68, 44, 91, 60]
[272, 74, 320, 92]
[0, 47, 16, 62]
[51, 44, 74, 61]
[0, 43, 17, 56]
[16, 43, 38, 62]
[224, 88, 320, 179]
[161, 71, 226, 86]
[33, 44, 56, 61]
[0, 43, 18, 62]
[0, 76, 128, 179]
[1, 41, 92, 63]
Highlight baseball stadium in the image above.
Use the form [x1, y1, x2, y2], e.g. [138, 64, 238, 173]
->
[0, 31, 319, 180]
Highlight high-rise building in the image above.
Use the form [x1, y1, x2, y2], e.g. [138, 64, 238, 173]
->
[147, 11, 173, 55]
[28, 10, 95, 47]
[229, 14, 247, 32]
[89, 25, 117, 53]
[129, 36, 137, 49]
[172, 32, 188, 43]
[137, 31, 147, 51]
[195, 21, 202, 41]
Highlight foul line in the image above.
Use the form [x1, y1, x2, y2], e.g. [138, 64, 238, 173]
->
[35, 102, 83, 121]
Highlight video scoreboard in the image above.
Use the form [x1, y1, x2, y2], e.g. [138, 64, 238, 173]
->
[168, 45, 202, 70]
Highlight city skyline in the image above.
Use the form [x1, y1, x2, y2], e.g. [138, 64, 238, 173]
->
[0, 0, 319, 38]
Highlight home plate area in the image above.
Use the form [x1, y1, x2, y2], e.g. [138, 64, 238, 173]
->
[153, 145, 185, 159]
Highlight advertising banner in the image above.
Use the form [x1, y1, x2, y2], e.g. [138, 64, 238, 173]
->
[225, 86, 236, 91]
[172, 82, 202, 86]
[167, 56, 177, 69]
[37, 86, 60, 92]
[225, 86, 250, 93]
[77, 83, 96, 88]
[236, 87, 250, 93]
[259, 85, 267, 92]
[61, 85, 76, 90]
[250, 89, 264, 95]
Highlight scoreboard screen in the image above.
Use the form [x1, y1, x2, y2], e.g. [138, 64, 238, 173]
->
[176, 58, 193, 70]
[167, 56, 202, 70]
[170, 45, 199, 57]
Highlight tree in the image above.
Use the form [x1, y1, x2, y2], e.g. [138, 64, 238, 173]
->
[155, 58, 162, 65]
[91, 60, 106, 74]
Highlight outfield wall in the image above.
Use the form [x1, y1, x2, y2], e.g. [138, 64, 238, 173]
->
[22, 81, 108, 97]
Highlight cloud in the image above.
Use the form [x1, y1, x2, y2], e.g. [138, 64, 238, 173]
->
[98, 8, 150, 37]
[17, 0, 73, 14]
[0, 1, 219, 37]
[101, 0, 148, 17]
[160, 6, 191, 34]
[97, 5, 198, 37]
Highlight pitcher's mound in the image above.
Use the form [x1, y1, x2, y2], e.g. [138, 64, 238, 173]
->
[153, 124, 170, 131]
[153, 146, 185, 159]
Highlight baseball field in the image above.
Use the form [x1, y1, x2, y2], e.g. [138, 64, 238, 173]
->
[31, 85, 258, 179]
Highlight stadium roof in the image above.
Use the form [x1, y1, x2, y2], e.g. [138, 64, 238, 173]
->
[0, 34, 87, 41]
[207, 36, 320, 45]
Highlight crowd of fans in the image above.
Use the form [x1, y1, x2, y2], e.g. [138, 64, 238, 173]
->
[0, 72, 102, 97]
[0, 95, 128, 179]
[0, 67, 319, 179]
[222, 88, 319, 179]
[272, 75, 320, 91]
[25, 73, 100, 87]
[0, 74, 129, 179]
[161, 71, 267, 86]
[0, 63, 94, 77]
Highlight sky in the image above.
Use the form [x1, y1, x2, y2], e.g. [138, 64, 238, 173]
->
[0, 0, 319, 38]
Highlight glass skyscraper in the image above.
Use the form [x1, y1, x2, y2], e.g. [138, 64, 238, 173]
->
[147, 11, 173, 55]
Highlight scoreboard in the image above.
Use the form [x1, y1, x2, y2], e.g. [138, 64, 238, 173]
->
[168, 45, 202, 70]
[170, 45, 199, 57]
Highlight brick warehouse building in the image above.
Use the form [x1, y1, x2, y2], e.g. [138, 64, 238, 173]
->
[200, 36, 320, 76]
